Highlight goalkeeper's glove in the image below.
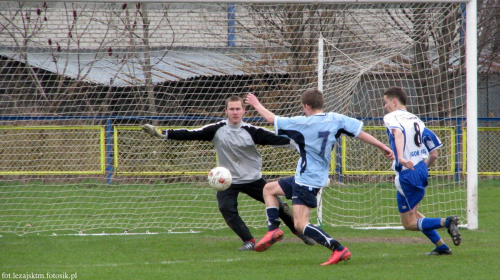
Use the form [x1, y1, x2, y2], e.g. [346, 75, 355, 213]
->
[141, 124, 167, 138]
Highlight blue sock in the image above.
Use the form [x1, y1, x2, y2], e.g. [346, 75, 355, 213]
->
[266, 207, 280, 231]
[303, 224, 342, 251]
[422, 229, 441, 244]
[435, 244, 450, 251]
[417, 218, 443, 231]
[445, 217, 452, 228]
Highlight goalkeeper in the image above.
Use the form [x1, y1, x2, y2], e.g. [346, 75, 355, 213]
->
[142, 96, 315, 251]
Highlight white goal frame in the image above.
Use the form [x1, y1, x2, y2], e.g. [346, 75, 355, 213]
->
[0, 0, 478, 235]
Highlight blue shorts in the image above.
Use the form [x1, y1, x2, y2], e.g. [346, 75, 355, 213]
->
[278, 177, 320, 208]
[395, 161, 428, 213]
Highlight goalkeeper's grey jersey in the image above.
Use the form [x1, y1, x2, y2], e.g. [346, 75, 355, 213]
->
[165, 120, 291, 184]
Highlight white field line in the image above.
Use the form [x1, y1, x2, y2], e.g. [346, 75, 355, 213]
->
[2, 258, 242, 269]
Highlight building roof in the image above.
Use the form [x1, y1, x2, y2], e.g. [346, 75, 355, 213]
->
[0, 47, 268, 86]
[2, 46, 496, 88]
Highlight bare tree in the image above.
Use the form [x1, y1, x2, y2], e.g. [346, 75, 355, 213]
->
[0, 1, 49, 113]
[113, 2, 183, 117]
[0, 2, 184, 117]
[478, 0, 500, 68]
[478, 0, 500, 94]
[236, 4, 359, 113]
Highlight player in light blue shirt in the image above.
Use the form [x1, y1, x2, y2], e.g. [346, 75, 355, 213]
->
[275, 111, 363, 188]
[383, 86, 461, 255]
[246, 89, 394, 265]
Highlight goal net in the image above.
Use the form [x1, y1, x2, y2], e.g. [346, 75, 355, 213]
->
[0, 0, 474, 235]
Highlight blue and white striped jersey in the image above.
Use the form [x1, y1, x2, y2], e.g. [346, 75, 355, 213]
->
[383, 109, 443, 172]
[274, 113, 363, 188]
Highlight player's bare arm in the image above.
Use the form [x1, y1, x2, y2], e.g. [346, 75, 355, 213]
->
[245, 93, 276, 124]
[424, 149, 438, 167]
[392, 128, 414, 170]
[357, 131, 395, 160]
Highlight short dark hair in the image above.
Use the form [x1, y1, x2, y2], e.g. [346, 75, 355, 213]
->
[225, 96, 244, 109]
[301, 89, 324, 110]
[384, 86, 407, 106]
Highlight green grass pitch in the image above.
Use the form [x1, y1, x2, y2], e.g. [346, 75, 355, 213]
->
[1, 179, 499, 279]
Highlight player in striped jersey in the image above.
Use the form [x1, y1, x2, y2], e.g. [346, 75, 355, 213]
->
[383, 86, 461, 255]
[246, 89, 394, 265]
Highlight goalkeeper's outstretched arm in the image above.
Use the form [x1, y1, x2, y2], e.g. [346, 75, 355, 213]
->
[141, 124, 167, 138]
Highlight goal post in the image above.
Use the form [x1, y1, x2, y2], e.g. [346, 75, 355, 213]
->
[0, 0, 477, 235]
[465, 0, 478, 230]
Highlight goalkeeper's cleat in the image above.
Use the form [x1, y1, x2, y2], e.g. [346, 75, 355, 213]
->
[321, 247, 351, 266]
[426, 247, 452, 256]
[446, 216, 461, 246]
[254, 228, 284, 252]
[141, 124, 166, 138]
[238, 241, 255, 251]
[295, 233, 315, 246]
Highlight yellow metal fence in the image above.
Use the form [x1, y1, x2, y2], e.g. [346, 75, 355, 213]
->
[0, 126, 105, 175]
[0, 125, 498, 176]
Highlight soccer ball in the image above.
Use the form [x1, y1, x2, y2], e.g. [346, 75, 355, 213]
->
[207, 167, 232, 191]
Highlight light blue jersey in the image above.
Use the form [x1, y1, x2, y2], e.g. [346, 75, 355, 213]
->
[274, 113, 363, 188]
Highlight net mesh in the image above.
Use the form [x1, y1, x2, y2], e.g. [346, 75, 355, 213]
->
[0, 1, 469, 235]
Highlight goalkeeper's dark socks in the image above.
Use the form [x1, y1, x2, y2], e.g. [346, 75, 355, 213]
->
[334, 245, 345, 252]
[417, 218, 443, 231]
[265, 207, 280, 231]
[303, 223, 340, 249]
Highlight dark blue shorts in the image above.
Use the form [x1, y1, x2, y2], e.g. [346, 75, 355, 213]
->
[278, 177, 320, 208]
[395, 161, 428, 213]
